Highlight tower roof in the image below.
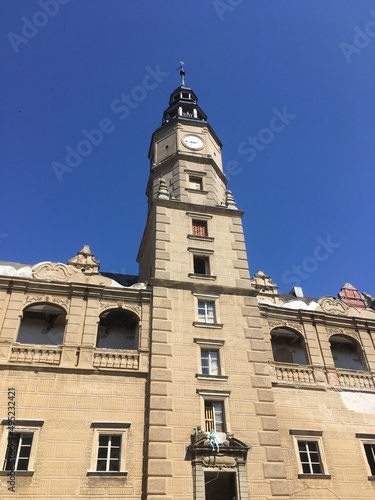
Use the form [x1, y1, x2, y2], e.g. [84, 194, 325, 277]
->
[162, 84, 207, 125]
[161, 64, 207, 125]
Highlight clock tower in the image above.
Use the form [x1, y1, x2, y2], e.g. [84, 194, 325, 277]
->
[138, 70, 282, 499]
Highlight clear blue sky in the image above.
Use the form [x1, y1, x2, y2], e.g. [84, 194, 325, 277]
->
[2, 0, 374, 298]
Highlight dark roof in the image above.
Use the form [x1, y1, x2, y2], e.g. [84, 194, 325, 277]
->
[101, 272, 139, 287]
[279, 293, 318, 305]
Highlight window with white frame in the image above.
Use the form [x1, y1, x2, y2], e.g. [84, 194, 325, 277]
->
[364, 443, 375, 476]
[3, 433, 33, 471]
[194, 339, 226, 381]
[0, 419, 43, 474]
[88, 422, 130, 476]
[198, 300, 216, 324]
[204, 401, 225, 433]
[96, 435, 121, 472]
[356, 434, 375, 478]
[197, 390, 230, 435]
[290, 430, 330, 478]
[297, 441, 323, 474]
[201, 349, 220, 376]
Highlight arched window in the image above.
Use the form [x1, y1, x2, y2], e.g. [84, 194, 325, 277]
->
[329, 335, 366, 371]
[271, 328, 309, 365]
[97, 309, 139, 350]
[17, 303, 66, 345]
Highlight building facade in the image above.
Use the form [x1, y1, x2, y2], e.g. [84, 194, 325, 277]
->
[0, 78, 374, 499]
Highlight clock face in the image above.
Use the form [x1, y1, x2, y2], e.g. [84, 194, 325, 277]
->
[182, 135, 204, 150]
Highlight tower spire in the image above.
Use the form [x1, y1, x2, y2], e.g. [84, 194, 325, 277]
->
[178, 61, 185, 85]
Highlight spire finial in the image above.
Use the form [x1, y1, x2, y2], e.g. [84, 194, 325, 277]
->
[178, 61, 185, 85]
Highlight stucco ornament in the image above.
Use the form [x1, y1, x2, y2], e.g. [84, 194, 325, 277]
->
[32, 246, 113, 286]
[319, 297, 349, 316]
[99, 301, 141, 317]
[268, 319, 303, 334]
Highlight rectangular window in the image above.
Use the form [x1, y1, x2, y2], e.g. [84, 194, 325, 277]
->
[298, 441, 323, 474]
[88, 422, 130, 476]
[198, 300, 215, 324]
[3, 433, 33, 471]
[189, 176, 203, 190]
[204, 401, 225, 432]
[364, 443, 375, 476]
[201, 349, 220, 375]
[192, 220, 208, 237]
[96, 435, 121, 472]
[193, 255, 210, 275]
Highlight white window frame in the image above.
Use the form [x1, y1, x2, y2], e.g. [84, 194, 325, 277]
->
[290, 430, 330, 478]
[201, 349, 220, 376]
[88, 422, 130, 476]
[0, 419, 43, 475]
[197, 389, 231, 435]
[356, 433, 375, 479]
[194, 339, 227, 381]
[198, 300, 215, 323]
[193, 294, 221, 327]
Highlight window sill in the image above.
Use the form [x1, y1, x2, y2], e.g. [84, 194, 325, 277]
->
[193, 322, 223, 329]
[298, 473, 331, 479]
[0, 470, 34, 476]
[188, 273, 217, 281]
[87, 471, 128, 477]
[196, 374, 228, 382]
[187, 235, 214, 242]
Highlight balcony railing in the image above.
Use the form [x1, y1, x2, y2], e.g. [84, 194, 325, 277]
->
[337, 370, 375, 389]
[93, 350, 139, 370]
[9, 345, 62, 365]
[274, 364, 315, 384]
[273, 362, 375, 391]
[2, 344, 142, 372]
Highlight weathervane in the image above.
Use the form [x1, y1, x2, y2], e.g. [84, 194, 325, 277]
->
[178, 61, 185, 85]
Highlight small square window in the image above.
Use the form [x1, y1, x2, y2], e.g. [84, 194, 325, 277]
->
[192, 220, 208, 237]
[201, 349, 220, 376]
[204, 401, 225, 432]
[193, 256, 210, 275]
[189, 176, 203, 190]
[198, 301, 216, 324]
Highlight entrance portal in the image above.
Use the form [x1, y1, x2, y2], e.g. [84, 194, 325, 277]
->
[204, 471, 237, 500]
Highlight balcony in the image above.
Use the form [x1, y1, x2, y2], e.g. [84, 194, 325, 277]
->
[93, 350, 139, 370]
[9, 345, 62, 365]
[274, 364, 316, 384]
[272, 362, 375, 391]
[1, 343, 144, 372]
